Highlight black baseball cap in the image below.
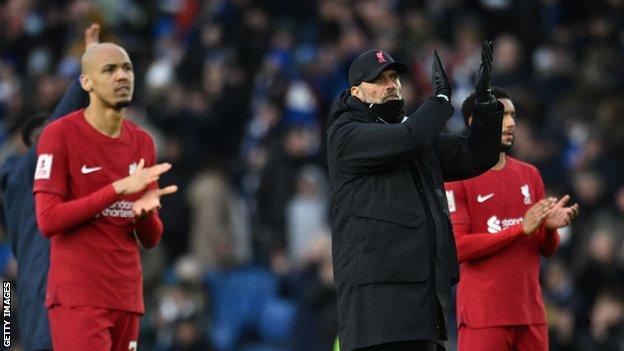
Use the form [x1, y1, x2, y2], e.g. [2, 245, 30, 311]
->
[348, 49, 407, 86]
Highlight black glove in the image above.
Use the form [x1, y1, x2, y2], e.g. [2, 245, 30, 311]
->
[474, 40, 495, 104]
[431, 50, 452, 100]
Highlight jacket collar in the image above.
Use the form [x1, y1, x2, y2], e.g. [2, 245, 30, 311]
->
[345, 95, 379, 123]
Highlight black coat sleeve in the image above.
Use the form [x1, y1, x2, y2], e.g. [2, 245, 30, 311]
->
[434, 101, 504, 181]
[48, 77, 88, 123]
[329, 97, 453, 174]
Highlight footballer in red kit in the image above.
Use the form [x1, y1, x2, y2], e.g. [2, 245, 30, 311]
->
[35, 110, 158, 312]
[34, 43, 177, 351]
[445, 88, 579, 351]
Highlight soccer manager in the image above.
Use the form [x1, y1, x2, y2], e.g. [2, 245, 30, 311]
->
[327, 41, 503, 351]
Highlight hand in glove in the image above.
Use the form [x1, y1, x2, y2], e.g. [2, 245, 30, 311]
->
[431, 50, 452, 101]
[474, 40, 495, 104]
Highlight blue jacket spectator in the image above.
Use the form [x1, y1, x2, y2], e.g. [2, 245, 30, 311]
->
[0, 77, 86, 351]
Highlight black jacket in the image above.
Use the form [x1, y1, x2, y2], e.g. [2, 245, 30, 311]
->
[327, 90, 503, 351]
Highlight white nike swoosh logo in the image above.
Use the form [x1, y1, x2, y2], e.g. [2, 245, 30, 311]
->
[477, 193, 494, 203]
[81, 165, 102, 174]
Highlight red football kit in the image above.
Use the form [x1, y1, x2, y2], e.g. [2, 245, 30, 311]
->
[445, 155, 559, 351]
[33, 109, 163, 351]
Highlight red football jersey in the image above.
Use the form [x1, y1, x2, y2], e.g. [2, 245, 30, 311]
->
[445, 156, 559, 328]
[34, 109, 158, 314]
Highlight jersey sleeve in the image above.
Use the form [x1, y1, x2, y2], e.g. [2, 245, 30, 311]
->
[34, 122, 69, 198]
[446, 180, 525, 263]
[532, 167, 560, 257]
[35, 186, 120, 237]
[134, 212, 163, 248]
[446, 181, 470, 229]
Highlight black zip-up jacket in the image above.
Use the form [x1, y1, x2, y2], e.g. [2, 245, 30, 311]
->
[327, 90, 503, 351]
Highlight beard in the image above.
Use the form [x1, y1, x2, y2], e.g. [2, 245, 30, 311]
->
[381, 93, 401, 103]
[360, 86, 401, 104]
[501, 139, 514, 153]
[97, 91, 132, 111]
[114, 100, 131, 110]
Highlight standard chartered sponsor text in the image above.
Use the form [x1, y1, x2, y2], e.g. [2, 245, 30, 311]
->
[487, 215, 523, 234]
[102, 200, 134, 218]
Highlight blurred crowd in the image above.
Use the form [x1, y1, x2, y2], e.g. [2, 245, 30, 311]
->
[1, 0, 624, 350]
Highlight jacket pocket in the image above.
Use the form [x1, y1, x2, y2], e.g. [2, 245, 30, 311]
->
[353, 201, 429, 285]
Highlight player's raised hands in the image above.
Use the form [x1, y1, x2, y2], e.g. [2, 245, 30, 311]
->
[522, 197, 557, 235]
[132, 185, 178, 218]
[544, 195, 580, 230]
[84, 23, 100, 51]
[113, 159, 172, 196]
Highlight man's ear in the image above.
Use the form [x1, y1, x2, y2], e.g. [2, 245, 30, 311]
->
[79, 74, 92, 92]
[350, 85, 361, 100]
[468, 115, 473, 126]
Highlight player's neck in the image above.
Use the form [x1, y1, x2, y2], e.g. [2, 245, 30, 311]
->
[491, 152, 506, 170]
[84, 101, 125, 138]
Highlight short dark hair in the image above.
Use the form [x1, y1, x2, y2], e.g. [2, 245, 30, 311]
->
[21, 114, 48, 148]
[460, 87, 512, 127]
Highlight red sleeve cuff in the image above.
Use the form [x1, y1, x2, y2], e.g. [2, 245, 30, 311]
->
[101, 184, 121, 202]
[134, 212, 163, 248]
[539, 226, 560, 257]
[508, 223, 525, 237]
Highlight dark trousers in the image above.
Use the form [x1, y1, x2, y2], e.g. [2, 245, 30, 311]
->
[357, 340, 441, 351]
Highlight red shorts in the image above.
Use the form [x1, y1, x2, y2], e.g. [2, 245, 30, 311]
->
[48, 305, 140, 351]
[458, 324, 548, 351]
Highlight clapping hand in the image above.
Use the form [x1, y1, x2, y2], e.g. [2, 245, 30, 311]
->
[132, 185, 178, 219]
[522, 198, 557, 235]
[544, 195, 580, 230]
[113, 159, 173, 196]
[474, 40, 495, 104]
[431, 50, 452, 101]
